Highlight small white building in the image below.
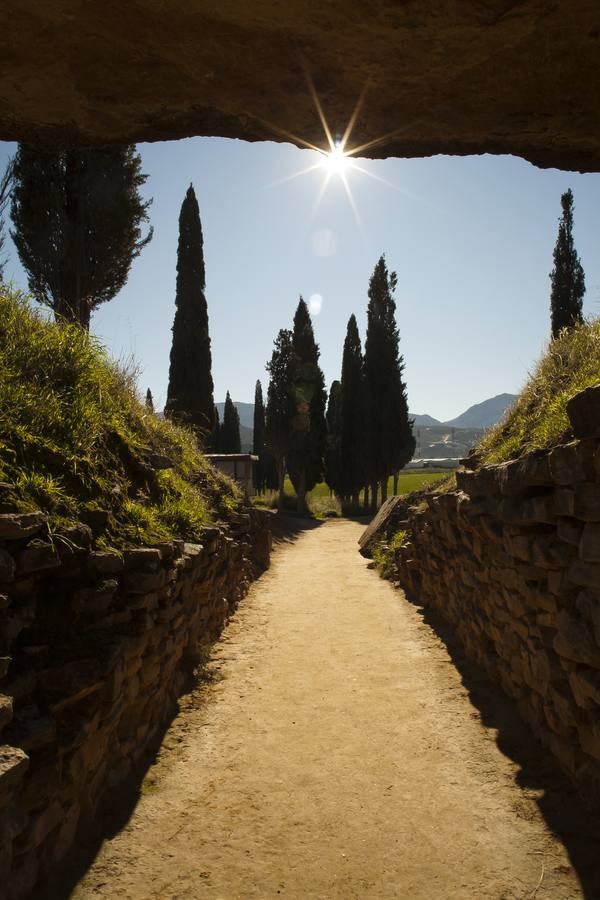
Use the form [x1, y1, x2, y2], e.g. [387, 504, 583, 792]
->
[205, 453, 258, 495]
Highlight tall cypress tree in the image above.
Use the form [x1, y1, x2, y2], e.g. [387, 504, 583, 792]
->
[364, 255, 415, 510]
[287, 297, 327, 514]
[550, 188, 585, 338]
[145, 388, 154, 413]
[221, 391, 241, 452]
[211, 407, 222, 451]
[10, 146, 152, 328]
[253, 380, 267, 494]
[340, 314, 366, 506]
[265, 328, 294, 510]
[165, 184, 214, 437]
[325, 380, 343, 497]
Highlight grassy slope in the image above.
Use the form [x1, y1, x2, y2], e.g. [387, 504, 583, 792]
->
[0, 288, 242, 548]
[479, 319, 600, 464]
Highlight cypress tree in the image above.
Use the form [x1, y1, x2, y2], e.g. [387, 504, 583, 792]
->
[221, 392, 241, 452]
[253, 380, 267, 494]
[550, 188, 585, 338]
[10, 146, 152, 328]
[0, 158, 14, 280]
[287, 297, 327, 514]
[145, 388, 154, 413]
[325, 380, 343, 497]
[165, 183, 214, 437]
[211, 407, 222, 451]
[265, 328, 294, 510]
[340, 314, 366, 506]
[364, 255, 415, 510]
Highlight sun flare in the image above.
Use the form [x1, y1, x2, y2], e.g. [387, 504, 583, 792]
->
[320, 144, 353, 177]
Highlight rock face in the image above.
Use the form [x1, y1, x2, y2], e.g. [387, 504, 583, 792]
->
[1, 2, 600, 171]
[0, 507, 272, 898]
[385, 387, 600, 806]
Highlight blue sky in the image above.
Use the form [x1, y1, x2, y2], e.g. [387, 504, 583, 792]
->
[1, 138, 599, 422]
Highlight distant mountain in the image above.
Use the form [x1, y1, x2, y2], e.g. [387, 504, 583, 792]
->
[444, 393, 517, 429]
[410, 413, 442, 426]
[215, 400, 254, 429]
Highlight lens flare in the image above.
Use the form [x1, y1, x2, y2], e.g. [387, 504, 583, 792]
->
[320, 143, 353, 176]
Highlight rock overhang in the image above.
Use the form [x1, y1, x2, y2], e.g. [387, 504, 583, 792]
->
[0, 1, 599, 172]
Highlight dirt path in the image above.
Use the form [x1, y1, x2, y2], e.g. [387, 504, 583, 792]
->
[70, 519, 595, 899]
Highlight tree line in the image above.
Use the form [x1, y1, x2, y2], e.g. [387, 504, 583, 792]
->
[252, 255, 415, 514]
[0, 144, 589, 510]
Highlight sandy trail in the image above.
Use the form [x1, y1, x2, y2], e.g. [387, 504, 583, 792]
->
[70, 518, 596, 899]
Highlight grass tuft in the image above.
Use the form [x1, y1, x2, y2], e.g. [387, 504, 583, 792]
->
[0, 287, 242, 547]
[479, 319, 600, 464]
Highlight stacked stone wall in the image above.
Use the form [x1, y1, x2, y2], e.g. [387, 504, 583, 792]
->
[0, 507, 271, 898]
[392, 394, 600, 806]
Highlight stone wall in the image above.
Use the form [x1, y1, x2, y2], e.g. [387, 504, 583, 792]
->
[391, 390, 600, 807]
[0, 507, 271, 898]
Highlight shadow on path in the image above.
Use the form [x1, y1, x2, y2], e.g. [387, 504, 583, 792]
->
[35, 672, 201, 900]
[405, 590, 600, 900]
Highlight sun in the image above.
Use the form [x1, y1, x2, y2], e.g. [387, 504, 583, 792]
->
[320, 143, 354, 177]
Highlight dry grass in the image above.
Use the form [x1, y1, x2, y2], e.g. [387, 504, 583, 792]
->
[478, 319, 600, 464]
[0, 287, 242, 547]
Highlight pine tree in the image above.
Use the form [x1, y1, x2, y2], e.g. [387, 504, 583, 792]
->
[145, 388, 154, 413]
[340, 314, 366, 505]
[287, 297, 327, 514]
[325, 380, 343, 497]
[165, 184, 214, 436]
[364, 255, 415, 510]
[550, 188, 585, 338]
[220, 392, 241, 452]
[10, 146, 152, 327]
[253, 380, 267, 494]
[265, 328, 294, 510]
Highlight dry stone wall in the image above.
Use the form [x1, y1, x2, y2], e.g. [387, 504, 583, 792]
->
[392, 390, 600, 807]
[0, 507, 271, 898]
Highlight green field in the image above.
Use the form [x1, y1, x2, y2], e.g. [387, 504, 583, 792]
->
[254, 468, 451, 517]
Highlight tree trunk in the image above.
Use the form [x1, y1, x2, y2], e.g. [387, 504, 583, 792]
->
[352, 491, 359, 509]
[393, 471, 399, 495]
[277, 457, 286, 511]
[370, 480, 378, 513]
[363, 485, 369, 512]
[296, 470, 307, 515]
[381, 477, 388, 503]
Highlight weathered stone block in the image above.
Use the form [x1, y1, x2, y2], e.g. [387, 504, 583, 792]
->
[0, 746, 28, 806]
[548, 442, 584, 485]
[0, 512, 45, 542]
[0, 550, 15, 583]
[121, 569, 166, 594]
[86, 551, 124, 576]
[577, 714, 600, 761]
[15, 542, 60, 575]
[72, 579, 118, 617]
[123, 548, 161, 571]
[567, 559, 600, 591]
[557, 517, 584, 547]
[568, 667, 600, 709]
[566, 384, 600, 439]
[574, 484, 600, 522]
[553, 488, 575, 518]
[0, 694, 13, 730]
[580, 523, 600, 563]
[554, 609, 600, 668]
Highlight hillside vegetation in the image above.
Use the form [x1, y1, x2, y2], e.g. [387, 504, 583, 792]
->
[478, 319, 600, 463]
[0, 287, 241, 548]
